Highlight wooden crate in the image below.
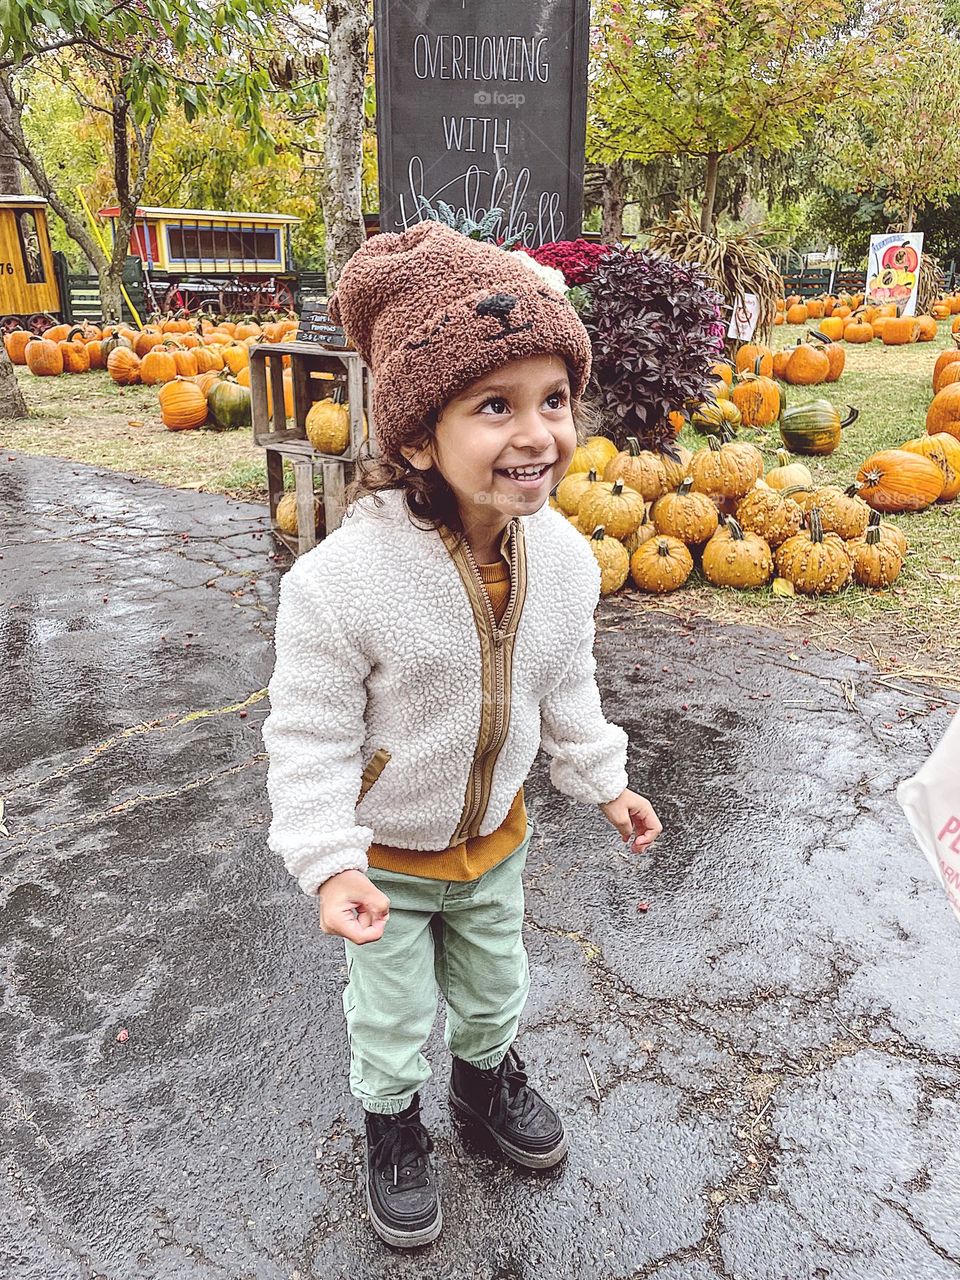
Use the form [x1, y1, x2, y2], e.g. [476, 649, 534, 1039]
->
[251, 340, 377, 554]
[248, 341, 374, 458]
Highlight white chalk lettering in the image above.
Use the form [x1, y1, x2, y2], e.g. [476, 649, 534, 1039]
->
[410, 34, 550, 83]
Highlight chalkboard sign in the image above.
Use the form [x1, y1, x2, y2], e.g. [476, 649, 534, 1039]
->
[374, 1, 589, 248]
[297, 304, 349, 349]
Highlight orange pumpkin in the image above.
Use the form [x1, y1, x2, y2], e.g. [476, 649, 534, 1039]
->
[107, 346, 141, 385]
[41, 323, 70, 343]
[783, 341, 830, 386]
[818, 317, 845, 342]
[843, 317, 873, 344]
[25, 337, 63, 376]
[3, 329, 34, 364]
[805, 299, 825, 320]
[933, 343, 960, 392]
[135, 329, 165, 358]
[713, 362, 734, 387]
[915, 315, 938, 341]
[900, 433, 960, 502]
[86, 340, 105, 370]
[59, 340, 90, 374]
[926, 382, 960, 441]
[809, 332, 845, 382]
[883, 319, 918, 347]
[786, 303, 808, 325]
[772, 350, 791, 381]
[855, 448, 944, 512]
[139, 348, 178, 385]
[734, 344, 773, 378]
[171, 348, 198, 378]
[159, 378, 208, 431]
[731, 362, 781, 427]
[221, 343, 250, 375]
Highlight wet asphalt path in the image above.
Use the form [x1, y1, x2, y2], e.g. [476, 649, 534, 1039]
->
[2, 454, 959, 1280]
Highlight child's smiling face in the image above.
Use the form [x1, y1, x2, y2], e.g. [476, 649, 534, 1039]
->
[400, 354, 578, 544]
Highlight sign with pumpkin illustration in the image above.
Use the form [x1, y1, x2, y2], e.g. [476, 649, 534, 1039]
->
[865, 232, 923, 316]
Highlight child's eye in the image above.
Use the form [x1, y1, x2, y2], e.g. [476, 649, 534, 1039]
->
[544, 390, 568, 410]
[480, 397, 509, 415]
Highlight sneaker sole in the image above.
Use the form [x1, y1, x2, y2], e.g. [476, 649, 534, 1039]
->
[448, 1088, 569, 1169]
[365, 1179, 442, 1250]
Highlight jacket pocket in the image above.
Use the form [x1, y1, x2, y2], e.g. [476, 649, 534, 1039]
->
[357, 747, 392, 805]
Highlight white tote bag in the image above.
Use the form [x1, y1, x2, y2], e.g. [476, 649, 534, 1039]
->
[897, 711, 960, 926]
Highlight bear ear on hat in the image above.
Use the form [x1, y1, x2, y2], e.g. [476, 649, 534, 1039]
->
[327, 292, 342, 325]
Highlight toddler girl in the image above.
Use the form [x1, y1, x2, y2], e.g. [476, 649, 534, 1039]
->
[262, 222, 661, 1249]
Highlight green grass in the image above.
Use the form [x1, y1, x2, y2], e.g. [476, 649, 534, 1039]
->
[656, 322, 960, 678]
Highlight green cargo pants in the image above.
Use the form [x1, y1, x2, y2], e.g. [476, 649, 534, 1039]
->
[341, 821, 533, 1115]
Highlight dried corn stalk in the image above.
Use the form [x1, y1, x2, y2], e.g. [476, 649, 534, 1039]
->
[647, 203, 783, 346]
[917, 253, 943, 316]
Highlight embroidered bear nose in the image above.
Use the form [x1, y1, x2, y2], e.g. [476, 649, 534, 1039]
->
[476, 292, 518, 321]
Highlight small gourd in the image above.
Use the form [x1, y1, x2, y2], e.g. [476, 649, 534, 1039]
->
[556, 468, 599, 515]
[765, 449, 812, 493]
[651, 478, 719, 544]
[276, 492, 322, 537]
[850, 523, 903, 588]
[701, 517, 774, 589]
[306, 396, 351, 454]
[621, 506, 657, 556]
[586, 525, 630, 595]
[658, 443, 694, 491]
[578, 477, 646, 540]
[734, 486, 803, 548]
[774, 507, 853, 595]
[628, 536, 694, 594]
[812, 485, 871, 540]
[602, 436, 668, 502]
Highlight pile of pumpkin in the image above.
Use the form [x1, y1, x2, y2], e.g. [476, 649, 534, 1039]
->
[774, 291, 960, 345]
[549, 433, 911, 598]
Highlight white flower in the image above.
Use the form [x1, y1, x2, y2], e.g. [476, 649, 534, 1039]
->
[510, 250, 568, 296]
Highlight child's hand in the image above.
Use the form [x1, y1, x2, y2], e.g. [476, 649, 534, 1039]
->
[317, 869, 390, 944]
[600, 789, 662, 853]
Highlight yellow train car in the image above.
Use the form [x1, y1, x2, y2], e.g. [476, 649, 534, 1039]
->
[0, 196, 61, 327]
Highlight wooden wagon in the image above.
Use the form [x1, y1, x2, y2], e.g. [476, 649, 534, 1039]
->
[0, 196, 61, 331]
[98, 204, 300, 318]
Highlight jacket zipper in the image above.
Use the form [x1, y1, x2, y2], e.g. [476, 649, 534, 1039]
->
[453, 520, 521, 840]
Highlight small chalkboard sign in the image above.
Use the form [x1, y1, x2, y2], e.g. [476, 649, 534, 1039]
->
[297, 303, 349, 349]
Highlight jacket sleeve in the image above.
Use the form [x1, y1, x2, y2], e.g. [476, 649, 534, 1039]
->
[539, 605, 629, 807]
[261, 563, 374, 896]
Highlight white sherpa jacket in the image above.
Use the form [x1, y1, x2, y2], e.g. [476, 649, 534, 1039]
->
[262, 487, 629, 895]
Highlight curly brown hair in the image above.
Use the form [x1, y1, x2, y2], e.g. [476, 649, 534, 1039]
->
[343, 387, 601, 543]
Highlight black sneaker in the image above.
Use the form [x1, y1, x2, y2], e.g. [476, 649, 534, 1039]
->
[449, 1048, 568, 1169]
[364, 1094, 442, 1248]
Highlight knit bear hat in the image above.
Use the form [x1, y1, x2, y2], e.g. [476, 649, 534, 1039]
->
[327, 221, 592, 460]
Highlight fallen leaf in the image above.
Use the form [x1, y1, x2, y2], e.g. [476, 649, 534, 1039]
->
[127, 420, 144, 428]
[116, 1028, 129, 1043]
[787, 653, 799, 661]
[772, 577, 795, 598]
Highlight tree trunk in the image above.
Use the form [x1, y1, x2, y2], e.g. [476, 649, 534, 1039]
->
[0, 72, 22, 192]
[319, 0, 369, 289]
[97, 266, 124, 326]
[0, 347, 29, 420]
[700, 152, 721, 234]
[600, 159, 626, 243]
[904, 197, 915, 234]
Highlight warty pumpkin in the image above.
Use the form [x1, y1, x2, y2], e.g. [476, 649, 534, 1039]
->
[690, 398, 742, 435]
[586, 525, 630, 594]
[701, 516, 774, 589]
[850, 524, 903, 588]
[306, 397, 351, 454]
[621, 506, 658, 556]
[689, 434, 764, 503]
[602, 436, 668, 501]
[863, 509, 909, 556]
[658, 443, 693, 491]
[582, 434, 620, 474]
[159, 378, 208, 431]
[651, 478, 719, 544]
[578, 477, 646, 540]
[556, 467, 599, 515]
[814, 484, 871, 539]
[774, 508, 853, 595]
[628, 535, 693, 594]
[765, 449, 812, 492]
[275, 491, 322, 537]
[779, 400, 859, 456]
[899, 433, 960, 502]
[734, 486, 803, 548]
[855, 448, 944, 512]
